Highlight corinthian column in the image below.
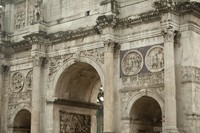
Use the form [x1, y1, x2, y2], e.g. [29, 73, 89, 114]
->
[104, 40, 115, 133]
[163, 28, 179, 133]
[25, 32, 47, 133]
[31, 55, 44, 133]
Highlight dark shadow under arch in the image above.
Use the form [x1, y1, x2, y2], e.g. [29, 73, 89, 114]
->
[130, 96, 162, 133]
[13, 109, 31, 133]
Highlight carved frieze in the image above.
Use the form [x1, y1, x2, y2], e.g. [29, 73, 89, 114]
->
[11, 72, 24, 92]
[145, 46, 164, 72]
[25, 70, 33, 90]
[181, 66, 200, 84]
[14, 1, 26, 29]
[121, 50, 143, 76]
[8, 91, 32, 105]
[49, 26, 98, 44]
[60, 111, 91, 133]
[122, 71, 164, 87]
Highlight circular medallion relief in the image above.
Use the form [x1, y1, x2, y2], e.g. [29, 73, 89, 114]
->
[121, 50, 143, 76]
[145, 46, 164, 72]
[26, 70, 33, 91]
[11, 72, 24, 92]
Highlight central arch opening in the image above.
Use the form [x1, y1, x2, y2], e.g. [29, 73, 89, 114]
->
[55, 62, 103, 133]
[130, 96, 162, 133]
[13, 109, 31, 133]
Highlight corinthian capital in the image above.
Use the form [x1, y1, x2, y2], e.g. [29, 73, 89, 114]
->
[32, 54, 45, 67]
[0, 64, 9, 73]
[162, 28, 175, 43]
[104, 39, 118, 53]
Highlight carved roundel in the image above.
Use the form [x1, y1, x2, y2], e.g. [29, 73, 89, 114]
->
[26, 70, 33, 91]
[145, 46, 164, 72]
[121, 50, 143, 76]
[11, 72, 24, 92]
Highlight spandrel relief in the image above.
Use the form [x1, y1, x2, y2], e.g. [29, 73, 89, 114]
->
[121, 50, 143, 76]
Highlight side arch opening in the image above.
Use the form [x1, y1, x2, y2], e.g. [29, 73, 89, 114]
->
[13, 109, 31, 133]
[130, 96, 162, 133]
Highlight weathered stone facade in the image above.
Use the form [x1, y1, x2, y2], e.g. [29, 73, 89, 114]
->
[0, 0, 199, 133]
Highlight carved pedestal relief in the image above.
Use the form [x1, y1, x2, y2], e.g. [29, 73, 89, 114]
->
[60, 111, 91, 133]
[11, 72, 24, 92]
[121, 50, 143, 76]
[25, 70, 33, 90]
[14, 1, 26, 29]
[145, 46, 164, 72]
[14, 0, 43, 29]
[27, 0, 35, 25]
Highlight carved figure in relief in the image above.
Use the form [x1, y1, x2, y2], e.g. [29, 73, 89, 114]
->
[26, 70, 33, 90]
[34, 0, 43, 22]
[11, 72, 24, 92]
[145, 46, 164, 72]
[28, 10, 34, 25]
[122, 50, 143, 76]
[60, 111, 91, 133]
[15, 11, 26, 29]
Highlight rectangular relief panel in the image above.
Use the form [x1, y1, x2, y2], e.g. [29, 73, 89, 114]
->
[14, 1, 26, 30]
[60, 111, 91, 133]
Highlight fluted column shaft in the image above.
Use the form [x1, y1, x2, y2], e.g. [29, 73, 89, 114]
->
[104, 42, 115, 133]
[163, 29, 179, 133]
[31, 56, 43, 133]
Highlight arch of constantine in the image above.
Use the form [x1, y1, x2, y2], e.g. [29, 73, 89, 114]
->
[0, 0, 199, 133]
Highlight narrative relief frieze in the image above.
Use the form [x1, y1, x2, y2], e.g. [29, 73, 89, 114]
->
[60, 111, 91, 133]
[181, 66, 200, 84]
[122, 71, 164, 87]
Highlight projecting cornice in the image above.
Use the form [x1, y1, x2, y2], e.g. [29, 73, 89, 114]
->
[48, 26, 99, 44]
[153, 1, 200, 17]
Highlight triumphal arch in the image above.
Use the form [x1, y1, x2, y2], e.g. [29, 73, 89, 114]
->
[0, 0, 199, 133]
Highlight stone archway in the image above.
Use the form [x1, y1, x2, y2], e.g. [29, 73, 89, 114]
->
[52, 61, 103, 133]
[13, 109, 31, 133]
[130, 96, 162, 133]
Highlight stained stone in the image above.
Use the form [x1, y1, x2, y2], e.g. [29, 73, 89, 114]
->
[0, 0, 200, 133]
